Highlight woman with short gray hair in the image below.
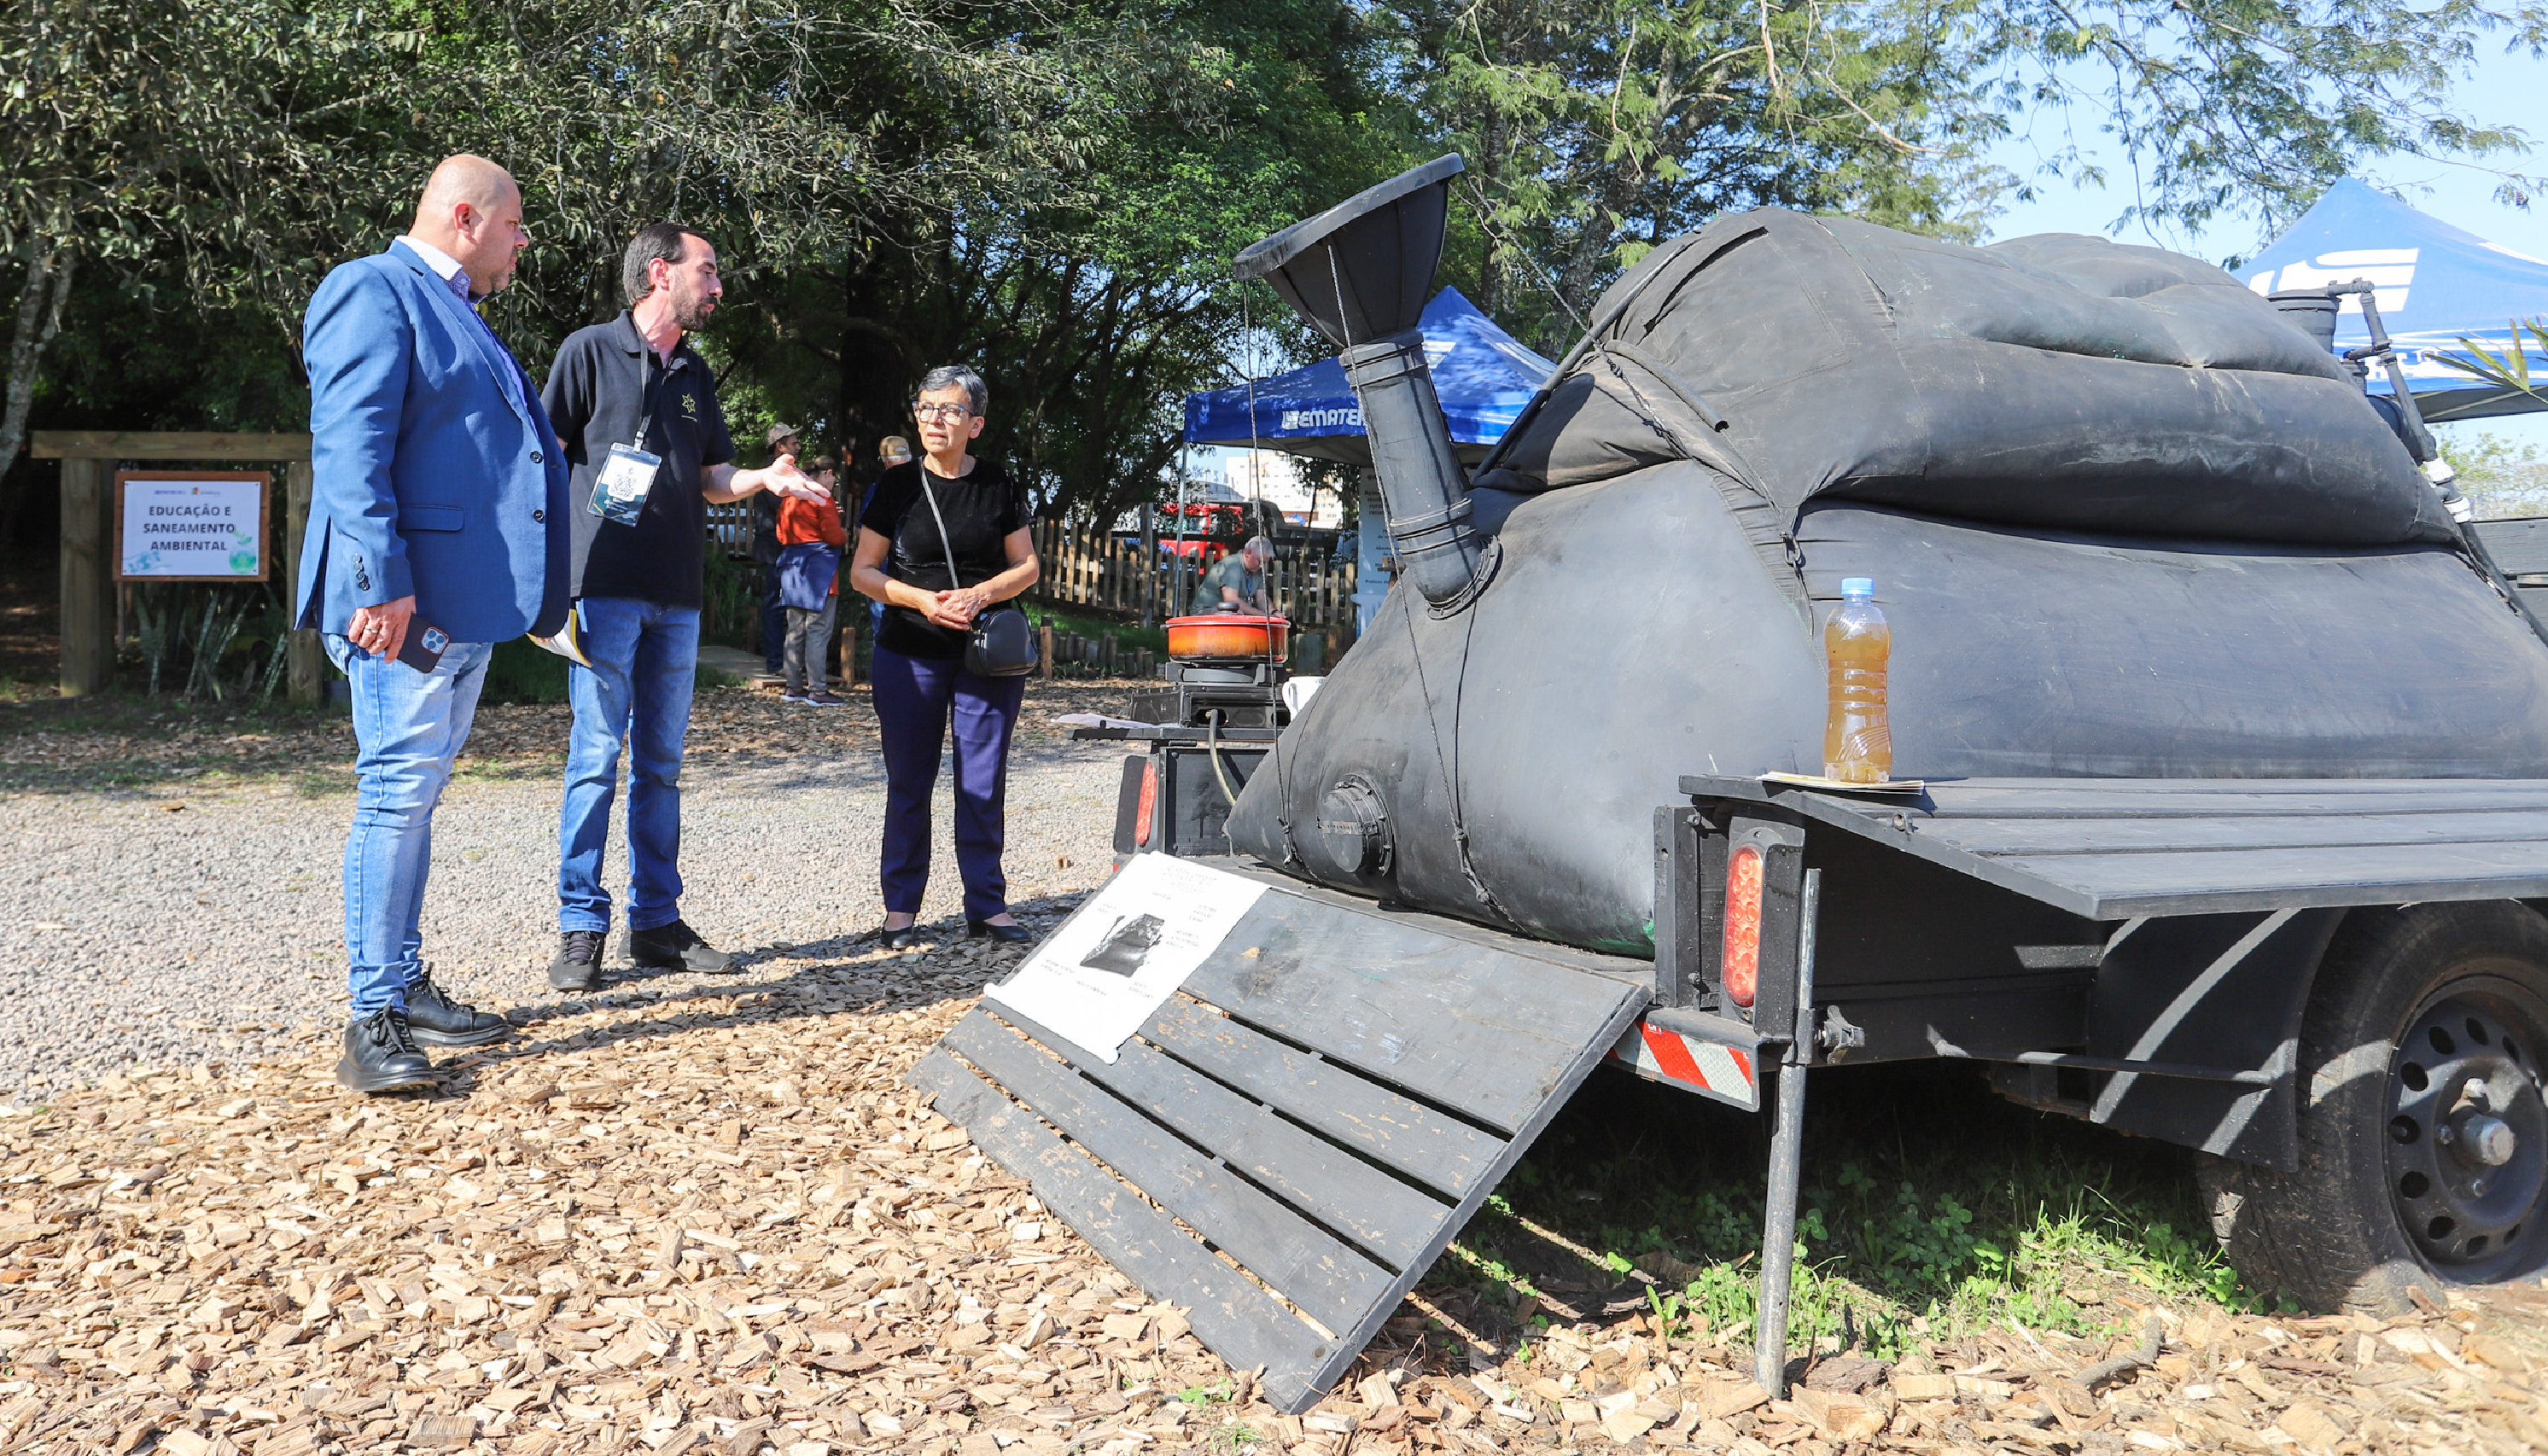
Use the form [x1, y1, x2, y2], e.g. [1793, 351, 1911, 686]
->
[848, 365, 1042, 947]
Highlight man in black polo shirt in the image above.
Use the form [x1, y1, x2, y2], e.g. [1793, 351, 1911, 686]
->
[539, 221, 820, 991]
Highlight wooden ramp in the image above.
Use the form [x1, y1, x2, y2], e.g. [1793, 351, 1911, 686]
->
[907, 859, 1649, 1413]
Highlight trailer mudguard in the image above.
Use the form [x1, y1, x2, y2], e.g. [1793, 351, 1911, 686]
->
[2084, 908, 2344, 1171]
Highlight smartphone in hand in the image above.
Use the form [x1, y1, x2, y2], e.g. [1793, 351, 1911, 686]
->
[396, 622, 450, 673]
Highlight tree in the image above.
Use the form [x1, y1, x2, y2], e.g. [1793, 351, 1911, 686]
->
[1375, 0, 2548, 351]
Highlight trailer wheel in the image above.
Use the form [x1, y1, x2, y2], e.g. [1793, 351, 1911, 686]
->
[2199, 902, 2548, 1311]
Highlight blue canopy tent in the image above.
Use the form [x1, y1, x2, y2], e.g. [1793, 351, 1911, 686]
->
[1183, 287, 1553, 463]
[1184, 287, 1552, 632]
[2242, 178, 2548, 421]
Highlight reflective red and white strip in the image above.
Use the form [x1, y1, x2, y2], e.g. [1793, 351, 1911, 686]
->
[1607, 1019, 1758, 1110]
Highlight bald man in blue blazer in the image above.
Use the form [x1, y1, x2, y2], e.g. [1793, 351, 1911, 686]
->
[297, 154, 569, 1092]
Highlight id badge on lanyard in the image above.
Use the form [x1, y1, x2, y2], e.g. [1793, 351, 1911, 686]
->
[589, 368, 669, 526]
[592, 443, 662, 525]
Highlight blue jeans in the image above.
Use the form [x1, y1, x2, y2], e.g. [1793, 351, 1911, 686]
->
[325, 632, 494, 1015]
[871, 647, 1024, 922]
[559, 598, 700, 935]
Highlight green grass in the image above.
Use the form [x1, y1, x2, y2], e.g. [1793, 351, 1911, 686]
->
[1437, 1060, 2257, 1364]
[1022, 601, 1169, 657]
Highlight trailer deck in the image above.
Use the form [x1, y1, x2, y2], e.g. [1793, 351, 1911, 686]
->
[1681, 775, 2548, 918]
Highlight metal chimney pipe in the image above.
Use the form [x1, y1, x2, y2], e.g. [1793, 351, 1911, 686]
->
[1235, 154, 1497, 614]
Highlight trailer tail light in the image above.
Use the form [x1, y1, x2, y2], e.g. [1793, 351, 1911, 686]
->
[1723, 842, 1764, 1008]
[1134, 761, 1157, 848]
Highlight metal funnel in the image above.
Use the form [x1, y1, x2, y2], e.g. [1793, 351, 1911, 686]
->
[1236, 155, 1496, 614]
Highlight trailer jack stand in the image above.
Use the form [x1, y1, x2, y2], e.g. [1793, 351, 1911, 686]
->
[1753, 868, 1821, 1397]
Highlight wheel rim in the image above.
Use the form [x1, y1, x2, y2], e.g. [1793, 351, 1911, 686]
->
[2383, 970, 2548, 1278]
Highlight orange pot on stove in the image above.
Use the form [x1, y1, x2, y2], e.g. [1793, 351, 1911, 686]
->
[1166, 613, 1291, 661]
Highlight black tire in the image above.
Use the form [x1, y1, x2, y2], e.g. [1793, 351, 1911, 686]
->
[2198, 901, 2548, 1312]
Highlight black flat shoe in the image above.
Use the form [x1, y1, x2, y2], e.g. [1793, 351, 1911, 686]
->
[625, 918, 736, 975]
[878, 923, 926, 949]
[968, 920, 1035, 945]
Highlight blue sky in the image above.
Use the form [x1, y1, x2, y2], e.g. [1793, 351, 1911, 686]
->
[1981, 41, 2548, 452]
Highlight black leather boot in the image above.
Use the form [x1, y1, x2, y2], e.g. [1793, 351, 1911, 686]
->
[405, 974, 513, 1047]
[336, 1010, 437, 1094]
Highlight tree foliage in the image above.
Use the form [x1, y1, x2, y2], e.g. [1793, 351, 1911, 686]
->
[4, 0, 2545, 534]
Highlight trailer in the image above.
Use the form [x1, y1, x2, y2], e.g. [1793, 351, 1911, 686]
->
[910, 160, 2548, 1412]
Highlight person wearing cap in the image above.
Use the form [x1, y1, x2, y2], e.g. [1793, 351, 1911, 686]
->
[749, 422, 800, 675]
[1191, 534, 1274, 614]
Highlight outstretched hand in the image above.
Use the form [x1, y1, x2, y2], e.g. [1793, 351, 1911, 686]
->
[760, 453, 826, 502]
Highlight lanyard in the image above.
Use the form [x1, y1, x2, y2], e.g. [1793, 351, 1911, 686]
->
[629, 352, 678, 454]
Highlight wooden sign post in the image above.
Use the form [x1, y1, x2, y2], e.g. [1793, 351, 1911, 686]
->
[32, 433, 314, 700]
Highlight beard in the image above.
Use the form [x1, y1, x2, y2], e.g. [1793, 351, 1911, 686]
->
[673, 282, 718, 331]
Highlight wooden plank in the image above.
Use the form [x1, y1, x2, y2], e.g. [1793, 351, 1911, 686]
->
[965, 1006, 1450, 1271]
[2474, 517, 2548, 577]
[1142, 997, 1505, 1197]
[58, 458, 109, 697]
[2001, 840, 2548, 918]
[1915, 783, 2548, 819]
[31, 430, 312, 461]
[907, 1051, 1337, 1410]
[1292, 963, 1650, 1407]
[1181, 892, 1652, 1133]
[946, 1010, 1396, 1332]
[282, 462, 324, 704]
[1910, 808, 2548, 859]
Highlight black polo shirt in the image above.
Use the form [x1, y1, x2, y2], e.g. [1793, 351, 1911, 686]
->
[541, 312, 736, 607]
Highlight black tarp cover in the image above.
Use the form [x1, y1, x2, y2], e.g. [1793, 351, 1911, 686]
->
[1222, 213, 2548, 953]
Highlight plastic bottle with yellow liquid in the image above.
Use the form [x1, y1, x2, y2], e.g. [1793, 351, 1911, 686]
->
[1822, 577, 1892, 783]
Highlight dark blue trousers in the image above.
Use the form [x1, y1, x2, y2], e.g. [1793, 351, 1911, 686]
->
[871, 647, 1025, 921]
[759, 566, 787, 673]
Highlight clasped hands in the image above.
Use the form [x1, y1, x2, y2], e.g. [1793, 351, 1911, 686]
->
[924, 585, 994, 629]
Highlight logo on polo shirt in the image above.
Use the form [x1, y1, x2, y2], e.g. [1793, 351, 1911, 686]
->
[681, 393, 699, 419]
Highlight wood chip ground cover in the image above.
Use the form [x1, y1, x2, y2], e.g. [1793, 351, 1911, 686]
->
[3, 686, 2545, 1453]
[6, 952, 2542, 1456]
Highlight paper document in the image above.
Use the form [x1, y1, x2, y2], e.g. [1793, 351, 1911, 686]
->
[983, 854, 1268, 1062]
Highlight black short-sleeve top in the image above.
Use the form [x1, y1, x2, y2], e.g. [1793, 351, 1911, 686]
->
[859, 457, 1028, 659]
[539, 312, 737, 607]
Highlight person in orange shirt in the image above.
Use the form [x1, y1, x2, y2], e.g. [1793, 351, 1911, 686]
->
[777, 455, 848, 706]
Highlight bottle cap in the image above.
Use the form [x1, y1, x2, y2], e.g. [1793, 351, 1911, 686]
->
[1840, 577, 1874, 597]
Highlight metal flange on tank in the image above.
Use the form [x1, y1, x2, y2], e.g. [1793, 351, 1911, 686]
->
[1234, 154, 1499, 616]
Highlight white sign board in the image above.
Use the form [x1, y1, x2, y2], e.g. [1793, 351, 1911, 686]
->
[983, 853, 1268, 1063]
[117, 473, 270, 580]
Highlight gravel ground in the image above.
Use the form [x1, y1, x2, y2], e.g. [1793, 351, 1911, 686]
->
[0, 680, 1140, 1094]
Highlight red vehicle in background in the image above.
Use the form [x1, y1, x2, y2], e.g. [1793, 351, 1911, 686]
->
[1153, 501, 1247, 561]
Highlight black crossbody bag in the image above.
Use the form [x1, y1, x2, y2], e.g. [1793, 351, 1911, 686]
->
[918, 474, 1039, 678]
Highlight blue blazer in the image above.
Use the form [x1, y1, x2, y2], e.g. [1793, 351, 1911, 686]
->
[296, 240, 569, 643]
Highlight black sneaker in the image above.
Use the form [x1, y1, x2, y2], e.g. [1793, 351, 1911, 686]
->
[780, 687, 809, 704]
[405, 973, 513, 1047]
[807, 690, 845, 707]
[547, 929, 606, 991]
[335, 1010, 436, 1094]
[625, 919, 735, 975]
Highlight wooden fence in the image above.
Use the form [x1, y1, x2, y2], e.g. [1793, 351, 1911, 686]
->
[1029, 519, 1357, 627]
[698, 508, 1360, 644]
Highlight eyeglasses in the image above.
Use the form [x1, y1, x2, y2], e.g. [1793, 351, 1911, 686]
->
[912, 402, 972, 422]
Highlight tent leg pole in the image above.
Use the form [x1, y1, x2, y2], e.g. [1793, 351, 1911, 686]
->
[1754, 867, 1820, 1397]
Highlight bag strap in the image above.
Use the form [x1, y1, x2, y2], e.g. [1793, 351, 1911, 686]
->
[916, 471, 965, 591]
